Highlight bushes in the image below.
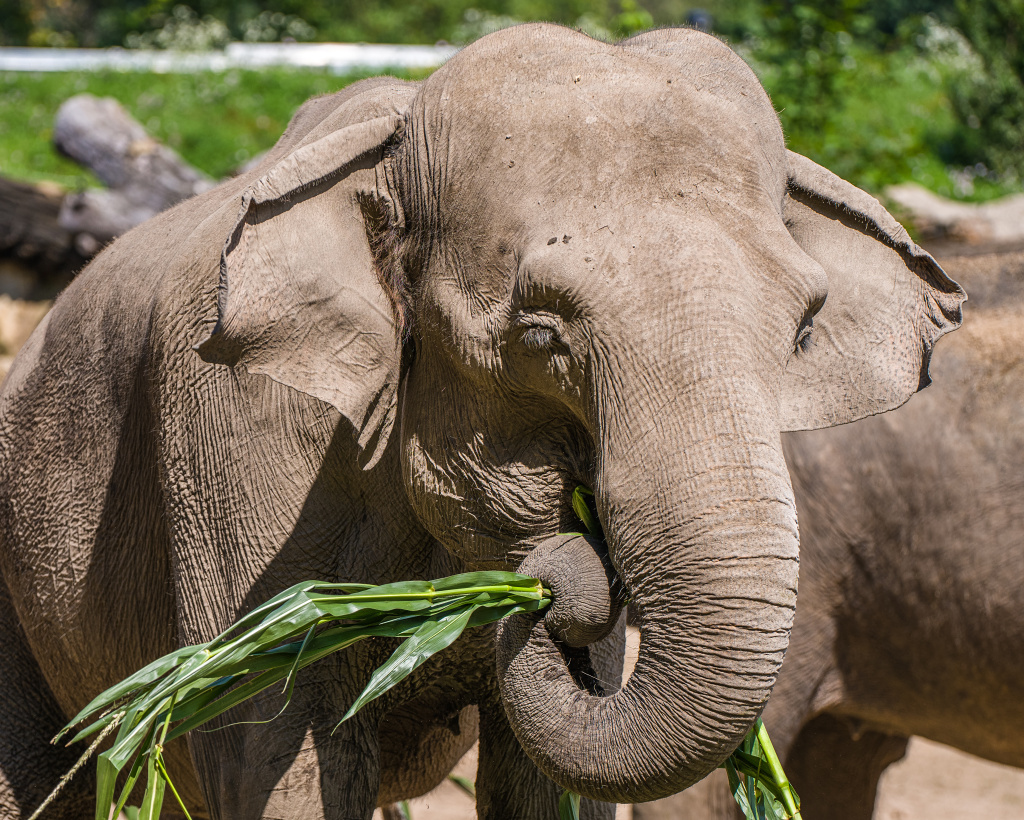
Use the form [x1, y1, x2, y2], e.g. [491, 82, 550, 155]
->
[948, 0, 1024, 182]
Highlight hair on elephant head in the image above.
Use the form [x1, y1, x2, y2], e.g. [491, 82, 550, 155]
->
[198, 23, 963, 805]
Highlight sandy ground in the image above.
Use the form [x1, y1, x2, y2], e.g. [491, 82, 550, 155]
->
[380, 737, 1024, 820]
[876, 739, 1024, 820]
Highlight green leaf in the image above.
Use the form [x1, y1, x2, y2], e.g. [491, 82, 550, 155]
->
[724, 757, 754, 820]
[558, 790, 581, 820]
[448, 774, 476, 797]
[111, 747, 148, 819]
[746, 769, 761, 820]
[762, 791, 787, 820]
[63, 644, 196, 740]
[95, 706, 158, 819]
[94, 750, 121, 820]
[137, 751, 166, 820]
[165, 668, 293, 743]
[431, 571, 542, 591]
[207, 580, 324, 646]
[337, 607, 476, 726]
[466, 597, 548, 628]
[571, 486, 599, 537]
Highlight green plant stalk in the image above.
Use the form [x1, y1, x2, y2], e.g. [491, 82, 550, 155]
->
[558, 788, 581, 820]
[755, 720, 802, 820]
[308, 584, 549, 603]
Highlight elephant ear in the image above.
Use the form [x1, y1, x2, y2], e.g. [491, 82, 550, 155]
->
[198, 82, 415, 468]
[780, 151, 965, 431]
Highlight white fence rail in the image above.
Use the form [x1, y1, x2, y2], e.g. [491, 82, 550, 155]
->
[0, 42, 459, 74]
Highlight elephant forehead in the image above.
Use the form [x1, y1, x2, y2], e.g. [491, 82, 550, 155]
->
[414, 27, 785, 220]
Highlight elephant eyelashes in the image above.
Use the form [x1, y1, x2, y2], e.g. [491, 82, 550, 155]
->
[513, 314, 568, 352]
[794, 319, 813, 353]
[522, 326, 558, 350]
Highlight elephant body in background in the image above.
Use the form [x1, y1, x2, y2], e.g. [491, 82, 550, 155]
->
[0, 24, 963, 820]
[635, 249, 1024, 820]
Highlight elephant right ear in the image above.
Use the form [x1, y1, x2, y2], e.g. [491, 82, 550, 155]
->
[779, 151, 966, 431]
[198, 86, 413, 468]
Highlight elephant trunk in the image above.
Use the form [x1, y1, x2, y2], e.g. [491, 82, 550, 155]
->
[496, 379, 800, 803]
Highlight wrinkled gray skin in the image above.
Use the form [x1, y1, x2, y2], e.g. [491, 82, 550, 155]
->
[0, 24, 963, 820]
[635, 250, 1024, 820]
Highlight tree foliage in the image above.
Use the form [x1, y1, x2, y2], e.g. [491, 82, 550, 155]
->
[948, 0, 1024, 180]
[0, 0, 651, 47]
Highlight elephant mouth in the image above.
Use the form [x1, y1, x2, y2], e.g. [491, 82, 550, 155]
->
[514, 530, 626, 660]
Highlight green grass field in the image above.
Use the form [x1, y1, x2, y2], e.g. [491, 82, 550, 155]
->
[0, 51, 1017, 202]
[0, 67, 420, 188]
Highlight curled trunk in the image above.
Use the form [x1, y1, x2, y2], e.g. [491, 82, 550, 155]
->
[497, 390, 800, 802]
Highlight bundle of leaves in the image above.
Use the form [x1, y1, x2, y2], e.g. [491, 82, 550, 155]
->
[47, 488, 801, 820]
[50, 573, 550, 819]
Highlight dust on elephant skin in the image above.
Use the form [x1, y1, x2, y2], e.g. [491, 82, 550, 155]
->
[0, 23, 962, 820]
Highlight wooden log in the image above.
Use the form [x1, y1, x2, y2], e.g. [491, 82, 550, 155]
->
[53, 93, 214, 242]
[0, 176, 86, 297]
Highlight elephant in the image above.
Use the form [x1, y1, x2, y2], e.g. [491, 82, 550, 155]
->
[633, 248, 1024, 820]
[0, 22, 964, 820]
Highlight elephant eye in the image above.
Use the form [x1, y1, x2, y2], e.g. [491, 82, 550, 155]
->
[513, 312, 567, 353]
[794, 318, 813, 353]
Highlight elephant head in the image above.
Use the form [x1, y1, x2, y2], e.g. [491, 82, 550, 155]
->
[199, 24, 963, 804]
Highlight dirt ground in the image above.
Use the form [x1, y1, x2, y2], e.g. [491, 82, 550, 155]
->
[378, 738, 1024, 819]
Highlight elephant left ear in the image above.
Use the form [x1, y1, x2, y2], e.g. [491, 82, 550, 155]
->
[780, 151, 966, 431]
[198, 81, 415, 468]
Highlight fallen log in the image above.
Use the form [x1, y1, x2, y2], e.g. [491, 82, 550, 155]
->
[886, 182, 1024, 252]
[54, 94, 215, 242]
[0, 93, 216, 295]
[0, 176, 87, 297]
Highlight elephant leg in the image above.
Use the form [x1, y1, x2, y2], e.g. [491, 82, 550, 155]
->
[632, 769, 740, 820]
[475, 694, 614, 820]
[377, 700, 479, 804]
[0, 576, 94, 819]
[784, 713, 908, 820]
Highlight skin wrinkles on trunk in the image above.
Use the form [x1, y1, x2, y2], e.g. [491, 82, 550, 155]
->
[0, 22, 962, 820]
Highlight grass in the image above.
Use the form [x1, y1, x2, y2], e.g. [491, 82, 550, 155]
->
[0, 67, 422, 188]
